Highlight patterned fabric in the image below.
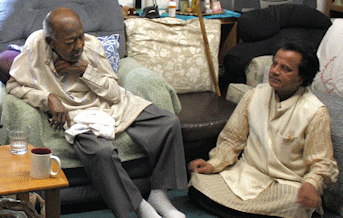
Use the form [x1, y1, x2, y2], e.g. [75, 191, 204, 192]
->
[189, 173, 316, 218]
[125, 18, 221, 94]
[97, 34, 120, 74]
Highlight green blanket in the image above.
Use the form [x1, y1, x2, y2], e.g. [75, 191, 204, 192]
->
[0, 57, 181, 168]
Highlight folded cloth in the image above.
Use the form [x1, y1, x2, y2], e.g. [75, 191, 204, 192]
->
[65, 110, 115, 144]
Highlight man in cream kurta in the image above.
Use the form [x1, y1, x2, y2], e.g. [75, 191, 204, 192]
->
[6, 8, 187, 218]
[188, 41, 339, 218]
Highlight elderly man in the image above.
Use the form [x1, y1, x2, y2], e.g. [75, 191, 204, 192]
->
[188, 40, 339, 218]
[7, 7, 187, 218]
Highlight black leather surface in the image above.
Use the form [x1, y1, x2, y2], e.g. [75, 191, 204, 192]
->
[177, 91, 236, 142]
[63, 157, 152, 188]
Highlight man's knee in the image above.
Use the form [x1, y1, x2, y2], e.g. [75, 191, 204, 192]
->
[95, 145, 119, 160]
[168, 113, 181, 130]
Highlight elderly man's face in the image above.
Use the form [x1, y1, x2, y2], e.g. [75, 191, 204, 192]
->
[268, 49, 304, 100]
[49, 19, 85, 63]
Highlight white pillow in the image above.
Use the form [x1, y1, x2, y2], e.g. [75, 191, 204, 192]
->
[125, 18, 221, 94]
[312, 18, 343, 97]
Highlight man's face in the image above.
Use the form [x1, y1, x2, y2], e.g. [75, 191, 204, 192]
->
[49, 20, 85, 63]
[269, 49, 304, 99]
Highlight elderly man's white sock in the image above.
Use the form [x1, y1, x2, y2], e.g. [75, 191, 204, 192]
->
[148, 189, 186, 218]
[136, 199, 161, 218]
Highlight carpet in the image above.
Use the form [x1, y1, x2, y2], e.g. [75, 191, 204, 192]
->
[61, 190, 342, 218]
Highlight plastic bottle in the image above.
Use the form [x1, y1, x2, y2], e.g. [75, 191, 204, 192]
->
[169, 0, 176, 17]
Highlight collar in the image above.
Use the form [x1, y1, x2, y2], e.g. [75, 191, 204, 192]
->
[271, 87, 306, 117]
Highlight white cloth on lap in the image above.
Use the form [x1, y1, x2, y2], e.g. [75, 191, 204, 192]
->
[65, 110, 115, 144]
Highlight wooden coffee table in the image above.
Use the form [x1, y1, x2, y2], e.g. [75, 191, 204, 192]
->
[0, 144, 69, 218]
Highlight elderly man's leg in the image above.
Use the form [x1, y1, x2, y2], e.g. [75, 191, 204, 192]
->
[73, 133, 160, 218]
[126, 104, 188, 218]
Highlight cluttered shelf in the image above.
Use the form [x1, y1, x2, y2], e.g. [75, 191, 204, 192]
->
[326, 0, 343, 17]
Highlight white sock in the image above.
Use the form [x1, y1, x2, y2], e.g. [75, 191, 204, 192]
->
[136, 199, 162, 218]
[148, 189, 186, 218]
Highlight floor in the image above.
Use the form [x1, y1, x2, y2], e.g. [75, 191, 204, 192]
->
[60, 190, 343, 218]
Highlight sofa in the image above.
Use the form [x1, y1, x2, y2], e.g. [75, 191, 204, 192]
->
[225, 18, 343, 217]
[0, 0, 236, 213]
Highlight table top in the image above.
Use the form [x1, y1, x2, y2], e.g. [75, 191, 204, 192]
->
[0, 144, 69, 195]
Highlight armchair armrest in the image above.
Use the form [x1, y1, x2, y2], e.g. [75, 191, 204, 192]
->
[245, 55, 273, 87]
[225, 55, 272, 104]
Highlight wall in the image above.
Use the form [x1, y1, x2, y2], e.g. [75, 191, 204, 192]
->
[118, 0, 324, 12]
[118, 0, 134, 7]
[118, 0, 171, 9]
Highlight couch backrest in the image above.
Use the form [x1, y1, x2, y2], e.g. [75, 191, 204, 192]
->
[237, 4, 332, 43]
[0, 0, 126, 58]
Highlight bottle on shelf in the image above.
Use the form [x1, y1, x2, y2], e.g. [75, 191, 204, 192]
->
[169, 0, 176, 17]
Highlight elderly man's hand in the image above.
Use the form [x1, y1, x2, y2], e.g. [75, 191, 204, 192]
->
[48, 93, 71, 130]
[297, 182, 321, 210]
[54, 57, 88, 76]
[188, 159, 214, 174]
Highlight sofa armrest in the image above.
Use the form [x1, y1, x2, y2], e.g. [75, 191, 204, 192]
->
[245, 55, 273, 87]
[225, 55, 272, 104]
[117, 57, 182, 114]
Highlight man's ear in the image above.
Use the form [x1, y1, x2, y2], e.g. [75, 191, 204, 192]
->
[46, 37, 55, 49]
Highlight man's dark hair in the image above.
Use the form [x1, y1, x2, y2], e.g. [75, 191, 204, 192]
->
[277, 39, 319, 87]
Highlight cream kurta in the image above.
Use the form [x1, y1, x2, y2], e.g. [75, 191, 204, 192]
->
[6, 30, 152, 133]
[190, 84, 339, 217]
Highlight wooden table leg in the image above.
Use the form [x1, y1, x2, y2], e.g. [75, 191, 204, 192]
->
[45, 189, 61, 218]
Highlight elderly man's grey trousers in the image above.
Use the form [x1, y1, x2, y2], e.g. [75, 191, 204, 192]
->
[73, 104, 188, 217]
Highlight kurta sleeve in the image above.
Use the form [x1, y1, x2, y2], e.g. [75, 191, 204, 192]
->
[6, 47, 51, 111]
[302, 107, 339, 193]
[79, 45, 121, 104]
[207, 89, 253, 173]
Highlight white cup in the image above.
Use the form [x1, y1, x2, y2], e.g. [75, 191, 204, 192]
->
[30, 147, 61, 180]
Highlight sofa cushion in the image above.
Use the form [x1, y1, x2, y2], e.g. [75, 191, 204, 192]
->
[125, 18, 221, 94]
[97, 34, 120, 74]
[238, 4, 332, 43]
[0, 50, 20, 84]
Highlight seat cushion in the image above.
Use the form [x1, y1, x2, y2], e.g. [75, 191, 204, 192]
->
[177, 91, 236, 142]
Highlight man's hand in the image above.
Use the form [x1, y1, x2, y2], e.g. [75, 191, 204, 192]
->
[188, 158, 214, 174]
[54, 57, 87, 76]
[48, 93, 71, 130]
[297, 182, 321, 210]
